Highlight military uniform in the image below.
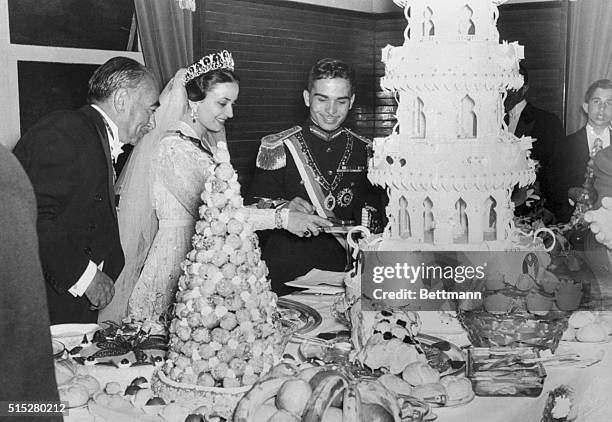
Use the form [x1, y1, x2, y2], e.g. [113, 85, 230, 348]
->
[247, 121, 382, 295]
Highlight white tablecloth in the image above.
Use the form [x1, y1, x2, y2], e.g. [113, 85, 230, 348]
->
[285, 293, 612, 422]
[63, 293, 612, 421]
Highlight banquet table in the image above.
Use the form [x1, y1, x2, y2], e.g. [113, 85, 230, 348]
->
[61, 293, 612, 422]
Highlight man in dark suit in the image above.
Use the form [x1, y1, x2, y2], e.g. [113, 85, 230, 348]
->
[505, 64, 565, 220]
[0, 144, 61, 421]
[247, 58, 383, 295]
[14, 57, 159, 324]
[551, 79, 612, 223]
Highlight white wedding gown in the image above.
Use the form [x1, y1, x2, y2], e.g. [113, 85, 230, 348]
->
[127, 121, 276, 321]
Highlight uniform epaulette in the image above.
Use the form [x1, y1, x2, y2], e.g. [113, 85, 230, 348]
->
[345, 128, 373, 148]
[256, 126, 301, 170]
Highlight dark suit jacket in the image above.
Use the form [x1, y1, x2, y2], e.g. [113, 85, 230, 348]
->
[14, 105, 124, 324]
[247, 125, 382, 295]
[0, 145, 61, 420]
[548, 127, 591, 223]
[584, 231, 612, 301]
[512, 102, 565, 219]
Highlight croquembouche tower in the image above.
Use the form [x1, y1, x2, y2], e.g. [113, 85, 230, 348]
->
[369, 0, 536, 251]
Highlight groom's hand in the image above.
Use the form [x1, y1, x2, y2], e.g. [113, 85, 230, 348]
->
[85, 270, 115, 311]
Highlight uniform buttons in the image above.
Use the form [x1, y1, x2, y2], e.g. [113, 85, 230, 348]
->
[327, 170, 333, 176]
[84, 247, 92, 255]
[326, 147, 332, 153]
[94, 194, 103, 202]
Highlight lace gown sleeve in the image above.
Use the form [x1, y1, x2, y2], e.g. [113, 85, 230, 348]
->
[243, 206, 277, 231]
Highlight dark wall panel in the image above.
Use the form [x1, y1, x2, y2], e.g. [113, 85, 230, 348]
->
[498, 1, 568, 125]
[196, 1, 568, 190]
[372, 1, 569, 137]
[197, 0, 376, 191]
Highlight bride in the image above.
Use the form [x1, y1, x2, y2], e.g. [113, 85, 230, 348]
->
[99, 51, 331, 323]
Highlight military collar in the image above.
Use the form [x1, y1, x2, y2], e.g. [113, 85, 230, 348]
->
[308, 121, 344, 142]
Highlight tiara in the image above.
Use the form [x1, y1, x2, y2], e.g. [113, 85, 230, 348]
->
[184, 50, 234, 83]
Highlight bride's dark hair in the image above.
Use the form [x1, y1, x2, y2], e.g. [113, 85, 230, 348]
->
[185, 68, 240, 101]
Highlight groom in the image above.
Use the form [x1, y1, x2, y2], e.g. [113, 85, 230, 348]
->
[14, 57, 159, 324]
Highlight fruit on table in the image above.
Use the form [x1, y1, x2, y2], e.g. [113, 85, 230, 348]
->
[235, 363, 401, 422]
[253, 404, 278, 422]
[105, 381, 122, 395]
[275, 379, 312, 416]
[361, 403, 394, 422]
[234, 375, 294, 421]
[73, 374, 100, 396]
[58, 383, 89, 408]
[302, 372, 349, 421]
[401, 361, 440, 386]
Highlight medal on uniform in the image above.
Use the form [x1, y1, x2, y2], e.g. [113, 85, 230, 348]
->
[337, 187, 353, 208]
[324, 192, 336, 210]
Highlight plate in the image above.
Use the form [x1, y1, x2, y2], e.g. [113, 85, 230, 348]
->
[284, 269, 345, 290]
[52, 339, 65, 359]
[277, 298, 322, 334]
[51, 323, 100, 349]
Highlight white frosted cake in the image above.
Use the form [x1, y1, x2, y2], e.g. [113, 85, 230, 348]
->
[369, 0, 536, 251]
[347, 0, 560, 343]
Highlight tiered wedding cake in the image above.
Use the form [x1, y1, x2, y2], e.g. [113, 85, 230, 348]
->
[369, 0, 535, 251]
[348, 0, 561, 343]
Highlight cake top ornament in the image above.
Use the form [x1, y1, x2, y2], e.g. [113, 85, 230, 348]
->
[184, 50, 235, 84]
[392, 0, 510, 44]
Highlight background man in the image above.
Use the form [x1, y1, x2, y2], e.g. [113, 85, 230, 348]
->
[247, 58, 383, 295]
[0, 144, 61, 420]
[552, 79, 612, 223]
[505, 63, 565, 220]
[14, 57, 159, 324]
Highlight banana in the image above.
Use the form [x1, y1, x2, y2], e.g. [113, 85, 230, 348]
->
[357, 380, 402, 422]
[297, 365, 326, 383]
[233, 376, 293, 422]
[302, 374, 349, 422]
[342, 383, 362, 422]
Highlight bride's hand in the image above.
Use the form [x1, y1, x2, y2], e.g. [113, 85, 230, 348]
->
[286, 211, 333, 237]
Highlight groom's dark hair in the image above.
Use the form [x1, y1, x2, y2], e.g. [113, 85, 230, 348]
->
[186, 68, 240, 102]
